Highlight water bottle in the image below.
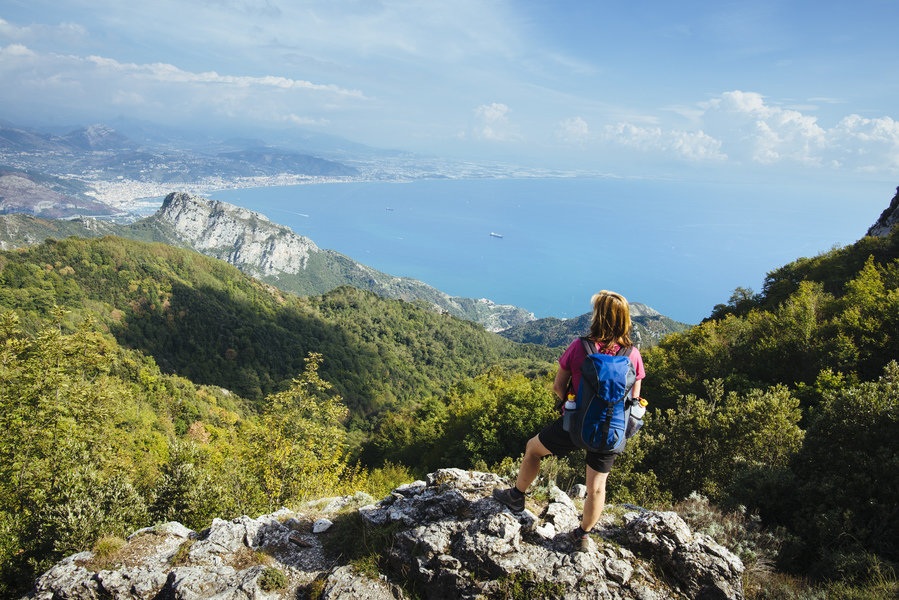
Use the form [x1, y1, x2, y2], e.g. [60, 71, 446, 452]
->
[626, 397, 648, 438]
[630, 397, 647, 419]
[562, 393, 578, 432]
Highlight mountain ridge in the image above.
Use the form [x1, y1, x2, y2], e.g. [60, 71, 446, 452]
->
[146, 192, 537, 331]
[500, 306, 691, 347]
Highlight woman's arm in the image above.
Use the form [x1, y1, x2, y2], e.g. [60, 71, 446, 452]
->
[553, 367, 571, 400]
[632, 378, 642, 400]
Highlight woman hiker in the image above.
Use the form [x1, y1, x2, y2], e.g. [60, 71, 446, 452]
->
[492, 290, 646, 551]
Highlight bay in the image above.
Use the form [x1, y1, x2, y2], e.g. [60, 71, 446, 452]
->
[209, 177, 888, 324]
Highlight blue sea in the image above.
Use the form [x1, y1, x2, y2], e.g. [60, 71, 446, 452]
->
[208, 177, 888, 324]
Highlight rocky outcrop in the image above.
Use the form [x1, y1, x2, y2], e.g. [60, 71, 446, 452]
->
[867, 186, 899, 237]
[360, 469, 743, 600]
[152, 192, 535, 331]
[30, 469, 743, 600]
[157, 191, 319, 277]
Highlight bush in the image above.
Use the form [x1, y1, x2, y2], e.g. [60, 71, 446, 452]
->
[33, 466, 147, 559]
[149, 440, 225, 530]
[787, 362, 899, 571]
[258, 566, 287, 591]
[642, 382, 803, 500]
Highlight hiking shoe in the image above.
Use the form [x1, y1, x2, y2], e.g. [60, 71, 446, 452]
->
[568, 528, 591, 553]
[492, 487, 525, 512]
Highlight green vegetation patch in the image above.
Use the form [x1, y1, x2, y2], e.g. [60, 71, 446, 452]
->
[492, 571, 566, 600]
[258, 566, 287, 592]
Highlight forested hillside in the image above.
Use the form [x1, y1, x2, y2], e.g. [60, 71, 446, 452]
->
[0, 236, 553, 417]
[650, 226, 899, 410]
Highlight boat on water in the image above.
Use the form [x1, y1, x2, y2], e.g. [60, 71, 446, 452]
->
[490, 232, 504, 238]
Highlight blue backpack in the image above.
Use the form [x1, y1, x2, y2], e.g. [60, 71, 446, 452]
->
[562, 337, 636, 454]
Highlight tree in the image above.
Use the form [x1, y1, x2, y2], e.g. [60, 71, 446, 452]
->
[245, 353, 350, 510]
[642, 380, 804, 500]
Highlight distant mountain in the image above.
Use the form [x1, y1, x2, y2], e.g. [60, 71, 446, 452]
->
[105, 115, 392, 159]
[0, 120, 360, 183]
[0, 123, 135, 153]
[216, 148, 357, 177]
[0, 211, 119, 249]
[0, 124, 70, 152]
[59, 123, 136, 151]
[499, 303, 691, 348]
[0, 167, 121, 218]
[0, 192, 535, 331]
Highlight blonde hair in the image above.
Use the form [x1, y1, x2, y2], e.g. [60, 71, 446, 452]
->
[589, 290, 632, 350]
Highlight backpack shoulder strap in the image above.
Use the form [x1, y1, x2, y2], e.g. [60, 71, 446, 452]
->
[615, 344, 633, 357]
[579, 336, 597, 356]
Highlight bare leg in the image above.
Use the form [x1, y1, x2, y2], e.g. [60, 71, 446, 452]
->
[581, 466, 610, 532]
[515, 435, 552, 492]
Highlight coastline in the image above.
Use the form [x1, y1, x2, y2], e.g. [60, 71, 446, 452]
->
[81, 174, 364, 214]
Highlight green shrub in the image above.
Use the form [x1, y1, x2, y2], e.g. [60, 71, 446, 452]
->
[363, 462, 415, 499]
[92, 536, 126, 561]
[33, 466, 147, 560]
[258, 566, 287, 591]
[149, 440, 225, 530]
[493, 571, 565, 599]
[787, 362, 899, 572]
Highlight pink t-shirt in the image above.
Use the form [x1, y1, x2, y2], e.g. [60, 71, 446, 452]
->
[559, 338, 645, 396]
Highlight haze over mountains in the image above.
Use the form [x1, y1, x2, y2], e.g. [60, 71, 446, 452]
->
[0, 121, 359, 189]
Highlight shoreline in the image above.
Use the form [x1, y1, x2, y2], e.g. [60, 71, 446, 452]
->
[81, 174, 366, 213]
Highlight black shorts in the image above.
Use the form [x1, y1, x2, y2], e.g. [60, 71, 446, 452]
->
[537, 417, 617, 473]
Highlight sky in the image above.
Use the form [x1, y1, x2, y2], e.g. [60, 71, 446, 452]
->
[1, 0, 898, 181]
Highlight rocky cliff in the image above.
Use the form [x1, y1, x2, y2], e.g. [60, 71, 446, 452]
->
[867, 186, 899, 237]
[154, 192, 319, 277]
[30, 469, 743, 600]
[147, 192, 535, 331]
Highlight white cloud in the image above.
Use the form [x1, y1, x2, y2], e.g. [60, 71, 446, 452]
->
[606, 90, 899, 172]
[283, 114, 331, 126]
[558, 117, 590, 144]
[603, 123, 726, 161]
[0, 43, 364, 129]
[0, 43, 36, 58]
[473, 102, 520, 142]
[476, 102, 509, 123]
[0, 18, 87, 44]
[702, 90, 898, 170]
[84, 55, 366, 97]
